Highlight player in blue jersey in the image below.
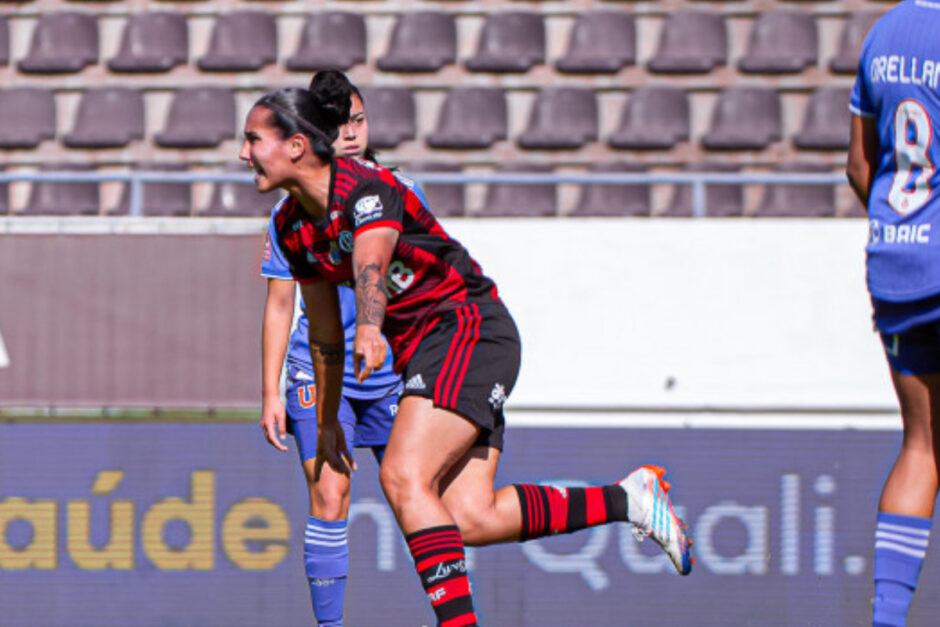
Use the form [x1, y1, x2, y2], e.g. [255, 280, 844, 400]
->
[847, 3, 940, 625]
[260, 70, 428, 627]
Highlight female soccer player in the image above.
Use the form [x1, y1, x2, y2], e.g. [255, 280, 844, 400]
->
[259, 70, 428, 627]
[847, 3, 940, 625]
[244, 79, 692, 627]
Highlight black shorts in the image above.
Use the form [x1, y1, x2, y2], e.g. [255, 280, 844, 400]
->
[400, 302, 521, 451]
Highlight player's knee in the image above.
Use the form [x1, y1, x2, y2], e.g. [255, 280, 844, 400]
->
[308, 479, 351, 520]
[379, 458, 422, 508]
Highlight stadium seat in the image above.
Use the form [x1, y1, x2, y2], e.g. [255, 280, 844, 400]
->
[518, 88, 598, 150]
[0, 87, 55, 149]
[111, 162, 191, 217]
[478, 163, 556, 217]
[555, 11, 635, 74]
[197, 12, 277, 71]
[739, 10, 818, 73]
[0, 166, 8, 215]
[155, 87, 236, 148]
[793, 87, 851, 150]
[0, 17, 8, 66]
[570, 162, 650, 217]
[203, 165, 283, 217]
[830, 12, 883, 74]
[108, 12, 188, 73]
[647, 11, 726, 73]
[756, 162, 836, 217]
[702, 87, 782, 150]
[663, 162, 744, 217]
[63, 88, 145, 149]
[426, 88, 507, 149]
[22, 163, 99, 216]
[286, 12, 366, 71]
[465, 12, 545, 72]
[358, 87, 416, 149]
[377, 12, 456, 72]
[608, 87, 689, 150]
[19, 12, 98, 73]
[410, 162, 465, 218]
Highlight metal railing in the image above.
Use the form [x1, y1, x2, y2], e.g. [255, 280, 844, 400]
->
[0, 170, 852, 218]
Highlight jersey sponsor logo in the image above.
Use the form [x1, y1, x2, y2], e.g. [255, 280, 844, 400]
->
[262, 233, 272, 262]
[354, 195, 384, 226]
[869, 219, 931, 245]
[386, 260, 415, 295]
[488, 383, 507, 411]
[338, 231, 354, 253]
[405, 374, 426, 390]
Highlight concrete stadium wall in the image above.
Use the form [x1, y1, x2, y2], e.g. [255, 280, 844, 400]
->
[0, 218, 894, 411]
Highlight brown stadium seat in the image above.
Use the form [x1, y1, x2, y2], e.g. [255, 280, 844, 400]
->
[197, 11, 277, 72]
[739, 10, 818, 73]
[63, 88, 145, 149]
[0, 166, 8, 215]
[756, 162, 836, 218]
[663, 163, 744, 218]
[648, 11, 727, 74]
[609, 87, 689, 150]
[556, 11, 635, 74]
[0, 16, 8, 66]
[108, 12, 188, 73]
[111, 163, 192, 217]
[358, 87, 416, 149]
[465, 12, 545, 73]
[18, 12, 98, 73]
[427, 88, 507, 149]
[518, 88, 598, 150]
[377, 12, 457, 72]
[22, 163, 99, 216]
[155, 87, 236, 148]
[794, 87, 852, 150]
[570, 162, 650, 217]
[702, 87, 782, 150]
[478, 163, 556, 217]
[410, 162, 465, 218]
[0, 88, 56, 149]
[830, 12, 883, 74]
[287, 12, 366, 71]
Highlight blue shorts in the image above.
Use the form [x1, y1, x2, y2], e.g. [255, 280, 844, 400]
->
[880, 323, 940, 375]
[285, 371, 400, 463]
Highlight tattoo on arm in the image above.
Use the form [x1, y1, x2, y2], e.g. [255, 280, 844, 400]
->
[355, 262, 389, 327]
[309, 340, 344, 366]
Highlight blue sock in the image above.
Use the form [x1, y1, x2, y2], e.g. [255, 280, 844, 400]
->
[873, 512, 931, 627]
[304, 517, 348, 627]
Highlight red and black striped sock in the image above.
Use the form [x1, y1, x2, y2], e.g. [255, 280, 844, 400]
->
[406, 525, 478, 627]
[513, 484, 628, 540]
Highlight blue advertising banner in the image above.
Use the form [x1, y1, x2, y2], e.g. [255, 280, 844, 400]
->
[0, 423, 935, 626]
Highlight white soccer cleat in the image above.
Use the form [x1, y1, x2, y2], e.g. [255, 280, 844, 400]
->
[619, 464, 693, 575]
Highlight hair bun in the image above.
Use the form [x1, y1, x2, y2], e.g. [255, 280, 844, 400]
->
[309, 71, 352, 129]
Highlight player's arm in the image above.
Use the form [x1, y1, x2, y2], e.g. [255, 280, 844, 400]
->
[846, 113, 879, 208]
[260, 277, 295, 452]
[352, 227, 398, 383]
[300, 279, 355, 479]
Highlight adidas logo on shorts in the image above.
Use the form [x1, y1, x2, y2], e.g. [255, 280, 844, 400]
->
[405, 374, 426, 390]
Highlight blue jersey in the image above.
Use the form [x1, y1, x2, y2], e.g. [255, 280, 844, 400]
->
[851, 0, 940, 302]
[260, 173, 429, 398]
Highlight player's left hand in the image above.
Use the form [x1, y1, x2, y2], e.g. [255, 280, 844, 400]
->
[353, 324, 386, 383]
[314, 420, 357, 481]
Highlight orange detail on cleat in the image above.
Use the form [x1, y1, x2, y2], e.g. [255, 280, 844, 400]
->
[642, 464, 666, 479]
[662, 481, 672, 492]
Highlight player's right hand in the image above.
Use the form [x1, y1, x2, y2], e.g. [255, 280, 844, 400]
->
[260, 396, 289, 453]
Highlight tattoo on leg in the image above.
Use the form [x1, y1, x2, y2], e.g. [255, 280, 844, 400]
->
[309, 341, 344, 366]
[355, 262, 389, 327]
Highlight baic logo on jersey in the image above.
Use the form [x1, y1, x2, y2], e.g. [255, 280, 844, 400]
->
[353, 195, 383, 227]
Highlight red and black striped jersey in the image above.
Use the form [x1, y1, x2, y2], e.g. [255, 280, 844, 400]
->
[272, 156, 501, 372]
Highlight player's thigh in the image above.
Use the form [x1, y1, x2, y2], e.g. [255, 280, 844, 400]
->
[382, 395, 480, 489]
[881, 326, 940, 447]
[439, 445, 500, 513]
